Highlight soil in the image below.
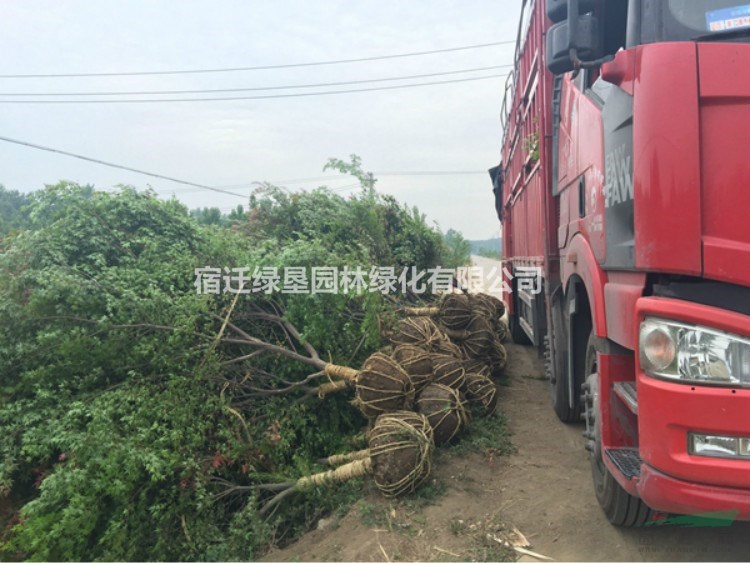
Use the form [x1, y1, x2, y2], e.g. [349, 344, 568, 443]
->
[263, 343, 750, 562]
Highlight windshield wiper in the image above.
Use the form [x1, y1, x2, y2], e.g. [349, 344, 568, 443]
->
[693, 27, 750, 42]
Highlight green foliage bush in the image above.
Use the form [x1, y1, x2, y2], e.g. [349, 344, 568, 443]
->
[0, 162, 467, 560]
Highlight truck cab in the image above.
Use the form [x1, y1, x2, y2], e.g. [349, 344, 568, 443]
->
[497, 0, 750, 525]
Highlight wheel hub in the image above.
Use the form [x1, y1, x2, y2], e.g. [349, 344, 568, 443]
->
[583, 371, 601, 459]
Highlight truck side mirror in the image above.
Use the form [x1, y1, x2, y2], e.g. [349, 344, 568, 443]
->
[546, 15, 601, 75]
[547, 0, 594, 23]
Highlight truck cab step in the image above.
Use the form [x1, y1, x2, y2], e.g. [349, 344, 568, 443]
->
[606, 448, 642, 480]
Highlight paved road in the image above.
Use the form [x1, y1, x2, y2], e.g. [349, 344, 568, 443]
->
[469, 255, 505, 300]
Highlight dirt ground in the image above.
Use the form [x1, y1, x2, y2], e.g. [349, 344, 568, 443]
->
[263, 342, 750, 562]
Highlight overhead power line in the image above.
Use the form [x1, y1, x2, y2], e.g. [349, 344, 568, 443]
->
[0, 65, 512, 97]
[0, 135, 247, 198]
[376, 170, 487, 176]
[0, 73, 508, 104]
[0, 41, 516, 79]
[0, 134, 489, 198]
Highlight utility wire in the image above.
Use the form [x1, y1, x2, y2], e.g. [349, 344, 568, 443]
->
[0, 135, 247, 198]
[0, 135, 488, 198]
[0, 73, 508, 104]
[216, 171, 486, 189]
[0, 41, 516, 79]
[0, 65, 512, 97]
[376, 170, 486, 176]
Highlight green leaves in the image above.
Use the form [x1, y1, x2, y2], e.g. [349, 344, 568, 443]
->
[0, 167, 467, 560]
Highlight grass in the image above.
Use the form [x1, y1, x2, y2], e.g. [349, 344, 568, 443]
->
[358, 502, 388, 527]
[521, 373, 548, 382]
[449, 518, 468, 536]
[398, 480, 448, 511]
[446, 409, 515, 458]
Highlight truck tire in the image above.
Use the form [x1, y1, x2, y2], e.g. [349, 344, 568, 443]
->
[583, 332, 653, 527]
[549, 297, 581, 422]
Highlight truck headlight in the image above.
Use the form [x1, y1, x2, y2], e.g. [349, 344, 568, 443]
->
[690, 433, 750, 459]
[639, 318, 750, 387]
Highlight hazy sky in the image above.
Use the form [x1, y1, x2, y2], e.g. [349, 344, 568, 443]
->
[1, 1, 522, 239]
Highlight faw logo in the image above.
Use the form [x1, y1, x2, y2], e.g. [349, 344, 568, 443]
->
[604, 145, 633, 208]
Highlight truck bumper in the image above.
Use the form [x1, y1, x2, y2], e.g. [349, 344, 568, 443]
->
[638, 463, 750, 521]
[634, 297, 750, 520]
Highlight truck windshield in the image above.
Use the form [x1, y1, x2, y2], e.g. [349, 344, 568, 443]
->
[663, 0, 750, 40]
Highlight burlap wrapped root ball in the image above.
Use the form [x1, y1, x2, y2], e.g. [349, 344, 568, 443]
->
[432, 354, 466, 390]
[391, 344, 433, 391]
[465, 373, 499, 416]
[416, 383, 470, 446]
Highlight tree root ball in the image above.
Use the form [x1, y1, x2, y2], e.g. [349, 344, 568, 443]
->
[465, 373, 499, 416]
[391, 345, 433, 391]
[416, 383, 470, 446]
[390, 317, 443, 350]
[489, 341, 508, 376]
[463, 358, 491, 378]
[374, 410, 435, 448]
[493, 318, 509, 343]
[356, 352, 415, 418]
[438, 293, 473, 330]
[432, 355, 466, 390]
[369, 414, 433, 497]
[474, 293, 506, 319]
[433, 337, 463, 359]
[459, 316, 495, 359]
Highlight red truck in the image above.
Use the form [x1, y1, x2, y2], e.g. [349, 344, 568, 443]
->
[493, 0, 750, 525]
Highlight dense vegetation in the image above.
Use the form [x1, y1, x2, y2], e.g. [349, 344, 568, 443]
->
[0, 160, 471, 561]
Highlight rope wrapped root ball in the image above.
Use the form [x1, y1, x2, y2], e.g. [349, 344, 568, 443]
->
[432, 354, 466, 390]
[472, 293, 506, 320]
[416, 383, 470, 446]
[489, 341, 508, 377]
[319, 352, 415, 418]
[319, 411, 435, 468]
[391, 344, 434, 391]
[368, 413, 433, 495]
[463, 358, 491, 378]
[403, 293, 473, 330]
[390, 317, 444, 350]
[354, 352, 415, 417]
[259, 415, 433, 513]
[433, 337, 463, 360]
[446, 316, 496, 359]
[465, 373, 499, 416]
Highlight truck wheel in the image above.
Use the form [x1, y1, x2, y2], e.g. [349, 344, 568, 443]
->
[583, 332, 653, 527]
[549, 297, 580, 422]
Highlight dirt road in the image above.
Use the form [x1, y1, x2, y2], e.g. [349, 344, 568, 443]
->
[265, 343, 750, 562]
